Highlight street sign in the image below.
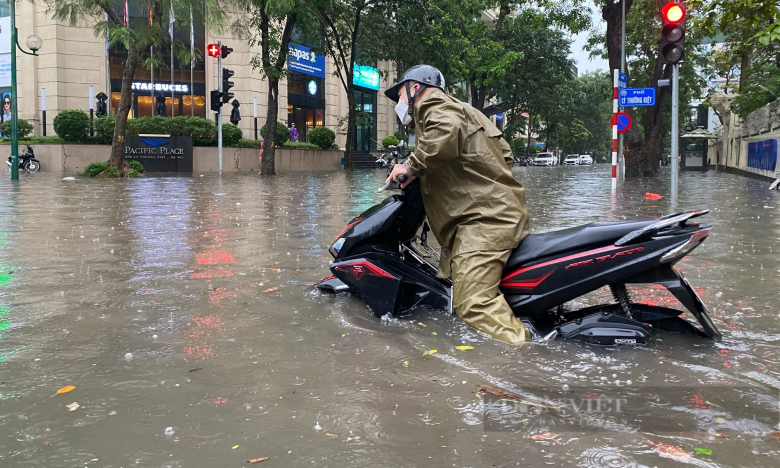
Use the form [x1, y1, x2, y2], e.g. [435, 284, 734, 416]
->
[618, 72, 627, 89]
[619, 87, 656, 107]
[612, 112, 632, 133]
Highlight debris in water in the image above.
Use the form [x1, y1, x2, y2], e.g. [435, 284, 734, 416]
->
[164, 427, 175, 436]
[417, 322, 427, 327]
[647, 441, 691, 462]
[314, 421, 322, 431]
[233, 445, 240, 449]
[247, 457, 270, 463]
[425, 349, 437, 355]
[124, 352, 133, 361]
[215, 193, 226, 196]
[189, 367, 203, 373]
[57, 386, 76, 394]
[478, 385, 523, 401]
[693, 448, 712, 455]
[62, 177, 76, 181]
[66, 402, 80, 411]
[263, 287, 278, 293]
[403, 361, 409, 367]
[646, 192, 663, 200]
[530, 432, 557, 441]
[455, 345, 474, 350]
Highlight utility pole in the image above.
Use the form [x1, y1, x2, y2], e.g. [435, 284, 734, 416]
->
[618, 0, 626, 180]
[671, 63, 679, 197]
[217, 40, 223, 176]
[9, 0, 20, 180]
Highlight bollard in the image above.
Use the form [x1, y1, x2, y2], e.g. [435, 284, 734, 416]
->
[41, 88, 46, 136]
[89, 85, 94, 136]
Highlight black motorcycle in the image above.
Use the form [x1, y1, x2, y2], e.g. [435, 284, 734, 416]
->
[7, 145, 41, 172]
[317, 174, 721, 346]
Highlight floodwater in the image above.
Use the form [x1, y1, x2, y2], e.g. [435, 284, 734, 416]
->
[0, 166, 778, 467]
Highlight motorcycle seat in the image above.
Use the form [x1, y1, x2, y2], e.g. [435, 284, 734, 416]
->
[505, 219, 656, 271]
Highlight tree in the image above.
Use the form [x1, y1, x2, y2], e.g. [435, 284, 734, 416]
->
[314, 0, 381, 170]
[241, 0, 300, 175]
[50, 0, 224, 175]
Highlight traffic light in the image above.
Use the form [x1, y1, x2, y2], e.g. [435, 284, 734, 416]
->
[660, 2, 686, 64]
[210, 90, 222, 112]
[221, 45, 233, 59]
[222, 68, 235, 104]
[207, 44, 220, 58]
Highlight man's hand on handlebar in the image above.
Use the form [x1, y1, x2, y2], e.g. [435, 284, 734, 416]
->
[386, 164, 416, 189]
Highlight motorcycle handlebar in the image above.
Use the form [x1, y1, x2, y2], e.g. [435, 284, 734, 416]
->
[377, 173, 409, 193]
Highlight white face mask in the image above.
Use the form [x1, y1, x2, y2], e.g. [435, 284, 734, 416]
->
[395, 99, 413, 125]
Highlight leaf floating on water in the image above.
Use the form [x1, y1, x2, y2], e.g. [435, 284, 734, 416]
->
[417, 322, 427, 327]
[189, 367, 203, 373]
[530, 432, 557, 441]
[247, 457, 270, 464]
[402, 361, 409, 367]
[325, 433, 336, 437]
[478, 385, 524, 401]
[769, 432, 780, 440]
[693, 448, 712, 455]
[66, 402, 80, 411]
[57, 386, 76, 394]
[647, 441, 691, 462]
[425, 349, 437, 355]
[263, 287, 278, 293]
[456, 345, 474, 350]
[232, 445, 240, 449]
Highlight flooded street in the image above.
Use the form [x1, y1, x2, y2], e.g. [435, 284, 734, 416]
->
[1, 166, 778, 467]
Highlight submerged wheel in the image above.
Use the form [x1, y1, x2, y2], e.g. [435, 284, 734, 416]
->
[24, 160, 40, 172]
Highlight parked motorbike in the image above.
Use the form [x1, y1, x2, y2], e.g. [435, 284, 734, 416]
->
[317, 168, 721, 346]
[7, 145, 41, 172]
[375, 144, 400, 169]
[513, 155, 533, 167]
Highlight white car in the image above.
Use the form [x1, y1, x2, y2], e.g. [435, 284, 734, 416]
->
[578, 154, 594, 165]
[563, 154, 580, 165]
[533, 153, 557, 166]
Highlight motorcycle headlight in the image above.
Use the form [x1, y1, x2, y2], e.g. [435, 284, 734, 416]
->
[330, 237, 346, 258]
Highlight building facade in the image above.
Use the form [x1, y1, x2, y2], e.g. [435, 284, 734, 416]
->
[12, 2, 398, 150]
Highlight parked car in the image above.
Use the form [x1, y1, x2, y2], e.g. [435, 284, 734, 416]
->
[532, 153, 557, 166]
[578, 154, 594, 165]
[563, 154, 580, 165]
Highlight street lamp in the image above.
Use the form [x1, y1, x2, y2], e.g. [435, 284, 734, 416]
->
[8, 1, 42, 181]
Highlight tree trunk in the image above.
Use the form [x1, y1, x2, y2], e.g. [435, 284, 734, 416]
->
[109, 43, 141, 174]
[738, 52, 750, 92]
[345, 84, 356, 171]
[261, 79, 280, 175]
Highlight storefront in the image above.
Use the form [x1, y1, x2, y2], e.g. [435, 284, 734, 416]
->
[286, 43, 325, 142]
[352, 64, 380, 152]
[108, 2, 206, 118]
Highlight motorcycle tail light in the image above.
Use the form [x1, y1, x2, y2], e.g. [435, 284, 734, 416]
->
[660, 229, 709, 263]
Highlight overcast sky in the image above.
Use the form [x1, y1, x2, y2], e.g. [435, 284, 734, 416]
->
[569, 0, 610, 74]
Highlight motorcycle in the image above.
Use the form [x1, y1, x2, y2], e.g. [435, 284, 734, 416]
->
[375, 145, 399, 169]
[317, 169, 721, 346]
[7, 145, 41, 172]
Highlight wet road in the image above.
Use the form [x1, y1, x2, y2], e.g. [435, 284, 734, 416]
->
[0, 166, 778, 467]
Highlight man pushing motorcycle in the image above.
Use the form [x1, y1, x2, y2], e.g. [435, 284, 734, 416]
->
[385, 65, 532, 344]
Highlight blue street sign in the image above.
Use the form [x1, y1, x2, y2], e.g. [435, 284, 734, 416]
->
[618, 72, 627, 89]
[619, 87, 656, 107]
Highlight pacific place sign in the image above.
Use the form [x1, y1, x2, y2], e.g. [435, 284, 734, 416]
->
[123, 135, 193, 172]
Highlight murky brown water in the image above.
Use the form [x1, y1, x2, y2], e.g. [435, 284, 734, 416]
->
[1, 167, 778, 467]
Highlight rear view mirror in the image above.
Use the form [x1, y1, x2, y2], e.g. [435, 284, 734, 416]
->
[397, 140, 405, 149]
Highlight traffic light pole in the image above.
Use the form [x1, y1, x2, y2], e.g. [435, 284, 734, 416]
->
[9, 0, 20, 180]
[217, 41, 223, 176]
[670, 63, 679, 197]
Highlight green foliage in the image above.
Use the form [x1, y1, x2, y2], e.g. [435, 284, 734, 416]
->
[330, 143, 340, 151]
[235, 139, 262, 148]
[393, 130, 403, 141]
[307, 127, 336, 150]
[107, 166, 120, 178]
[222, 123, 243, 147]
[282, 142, 321, 150]
[53, 109, 90, 142]
[260, 121, 290, 147]
[511, 138, 526, 155]
[126, 116, 217, 146]
[527, 144, 540, 155]
[382, 135, 400, 148]
[80, 162, 109, 177]
[127, 160, 144, 173]
[127, 170, 140, 177]
[93, 115, 116, 144]
[0, 118, 34, 139]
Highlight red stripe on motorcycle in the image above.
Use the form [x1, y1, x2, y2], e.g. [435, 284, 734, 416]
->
[500, 270, 555, 289]
[337, 261, 396, 280]
[502, 245, 621, 282]
[333, 219, 362, 243]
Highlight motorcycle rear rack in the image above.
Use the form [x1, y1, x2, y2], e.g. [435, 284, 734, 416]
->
[615, 209, 709, 246]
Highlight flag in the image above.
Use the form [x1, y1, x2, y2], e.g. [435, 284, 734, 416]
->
[123, 0, 128, 27]
[104, 12, 110, 57]
[169, 2, 175, 38]
[148, 4, 153, 27]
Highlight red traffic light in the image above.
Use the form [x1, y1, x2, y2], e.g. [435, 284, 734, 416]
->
[207, 44, 220, 58]
[662, 3, 685, 23]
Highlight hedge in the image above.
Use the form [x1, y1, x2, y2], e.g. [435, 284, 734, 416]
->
[307, 127, 336, 150]
[0, 118, 34, 139]
[282, 142, 320, 150]
[54, 109, 90, 142]
[260, 121, 290, 147]
[382, 135, 399, 148]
